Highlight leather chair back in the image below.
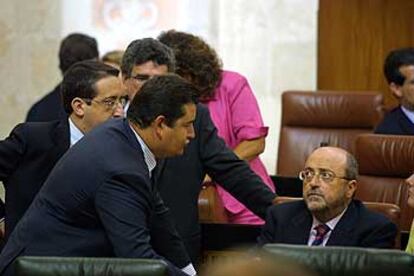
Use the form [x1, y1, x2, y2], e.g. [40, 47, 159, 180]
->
[262, 243, 414, 276]
[277, 91, 383, 176]
[355, 134, 414, 231]
[15, 256, 168, 276]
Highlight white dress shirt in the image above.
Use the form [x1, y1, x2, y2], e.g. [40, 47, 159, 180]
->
[307, 207, 348, 246]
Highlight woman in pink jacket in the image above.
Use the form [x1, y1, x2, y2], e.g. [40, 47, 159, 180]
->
[159, 30, 275, 224]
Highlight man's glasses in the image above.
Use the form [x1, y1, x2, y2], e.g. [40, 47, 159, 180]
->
[131, 74, 151, 82]
[82, 95, 128, 110]
[299, 168, 352, 183]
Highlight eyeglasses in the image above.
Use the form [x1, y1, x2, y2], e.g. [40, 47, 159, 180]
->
[130, 74, 152, 82]
[82, 95, 128, 110]
[299, 168, 352, 183]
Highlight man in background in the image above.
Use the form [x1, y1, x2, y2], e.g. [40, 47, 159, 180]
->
[375, 47, 414, 135]
[0, 75, 198, 276]
[26, 33, 99, 122]
[120, 38, 276, 264]
[258, 146, 397, 248]
[0, 60, 125, 239]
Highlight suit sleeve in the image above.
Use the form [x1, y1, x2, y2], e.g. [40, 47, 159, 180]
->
[94, 173, 187, 276]
[257, 206, 277, 246]
[360, 219, 398, 249]
[197, 104, 275, 219]
[150, 187, 192, 269]
[0, 124, 26, 182]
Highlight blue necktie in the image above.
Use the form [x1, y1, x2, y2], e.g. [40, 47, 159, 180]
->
[311, 224, 330, 246]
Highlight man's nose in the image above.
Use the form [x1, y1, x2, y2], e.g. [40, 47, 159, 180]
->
[112, 102, 125, 117]
[187, 124, 195, 139]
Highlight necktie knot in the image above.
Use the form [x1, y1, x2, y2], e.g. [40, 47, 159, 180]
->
[312, 223, 330, 246]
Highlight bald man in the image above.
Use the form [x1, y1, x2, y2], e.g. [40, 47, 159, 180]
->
[258, 147, 397, 249]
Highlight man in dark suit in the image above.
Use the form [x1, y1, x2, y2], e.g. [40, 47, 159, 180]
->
[26, 33, 99, 122]
[258, 146, 397, 248]
[0, 60, 125, 239]
[0, 75, 198, 276]
[375, 47, 414, 135]
[120, 38, 276, 264]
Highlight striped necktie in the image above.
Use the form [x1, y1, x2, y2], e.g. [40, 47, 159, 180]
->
[311, 224, 330, 246]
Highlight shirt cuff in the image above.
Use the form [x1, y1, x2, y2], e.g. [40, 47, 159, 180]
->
[181, 263, 197, 276]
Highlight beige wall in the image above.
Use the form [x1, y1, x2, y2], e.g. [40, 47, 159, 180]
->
[0, 0, 317, 177]
[0, 0, 62, 139]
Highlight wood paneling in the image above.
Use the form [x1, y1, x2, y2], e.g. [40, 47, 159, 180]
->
[318, 0, 414, 107]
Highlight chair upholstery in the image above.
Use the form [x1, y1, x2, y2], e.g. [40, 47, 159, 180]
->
[262, 243, 414, 276]
[14, 256, 168, 276]
[355, 134, 414, 231]
[198, 185, 229, 223]
[277, 91, 383, 177]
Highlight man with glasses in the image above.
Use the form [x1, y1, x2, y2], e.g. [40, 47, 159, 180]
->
[0, 75, 197, 276]
[120, 38, 275, 264]
[258, 146, 397, 248]
[0, 60, 126, 239]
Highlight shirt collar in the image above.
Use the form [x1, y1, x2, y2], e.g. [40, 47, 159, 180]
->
[69, 117, 84, 147]
[128, 123, 157, 177]
[400, 105, 414, 125]
[311, 206, 348, 231]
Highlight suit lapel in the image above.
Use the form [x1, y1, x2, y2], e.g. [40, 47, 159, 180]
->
[397, 108, 414, 135]
[288, 205, 313, 244]
[326, 201, 357, 246]
[51, 119, 70, 155]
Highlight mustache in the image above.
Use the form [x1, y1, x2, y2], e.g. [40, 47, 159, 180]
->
[305, 189, 324, 197]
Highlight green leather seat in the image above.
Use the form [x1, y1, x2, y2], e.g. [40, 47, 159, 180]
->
[263, 243, 414, 276]
[14, 256, 168, 276]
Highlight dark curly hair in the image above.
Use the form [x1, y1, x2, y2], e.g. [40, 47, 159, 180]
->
[158, 30, 222, 100]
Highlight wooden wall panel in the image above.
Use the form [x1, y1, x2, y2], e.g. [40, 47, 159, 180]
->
[318, 0, 414, 107]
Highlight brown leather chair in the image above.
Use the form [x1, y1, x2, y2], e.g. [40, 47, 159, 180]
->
[277, 91, 383, 177]
[274, 197, 401, 249]
[198, 185, 229, 223]
[354, 134, 414, 232]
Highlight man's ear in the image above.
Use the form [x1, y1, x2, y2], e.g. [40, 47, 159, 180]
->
[389, 82, 403, 99]
[152, 115, 167, 139]
[346, 180, 357, 198]
[71, 97, 86, 117]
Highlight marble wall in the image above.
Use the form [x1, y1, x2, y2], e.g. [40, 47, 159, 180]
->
[213, 0, 318, 174]
[0, 0, 62, 140]
[0, 0, 317, 177]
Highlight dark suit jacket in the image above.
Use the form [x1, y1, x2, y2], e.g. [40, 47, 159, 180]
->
[257, 200, 397, 248]
[374, 106, 414, 135]
[0, 118, 189, 276]
[156, 104, 276, 262]
[26, 84, 67, 122]
[0, 120, 70, 238]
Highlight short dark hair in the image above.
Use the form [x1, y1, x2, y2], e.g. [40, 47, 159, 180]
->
[158, 30, 222, 100]
[59, 33, 99, 74]
[61, 60, 119, 114]
[121, 38, 175, 78]
[127, 74, 198, 128]
[384, 47, 414, 85]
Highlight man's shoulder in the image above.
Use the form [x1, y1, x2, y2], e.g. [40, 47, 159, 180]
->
[374, 106, 407, 134]
[349, 200, 393, 225]
[268, 200, 306, 216]
[26, 85, 64, 122]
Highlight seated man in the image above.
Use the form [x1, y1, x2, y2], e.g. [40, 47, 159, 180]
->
[258, 146, 397, 248]
[406, 174, 414, 253]
[0, 60, 125, 239]
[375, 47, 414, 135]
[0, 75, 198, 276]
